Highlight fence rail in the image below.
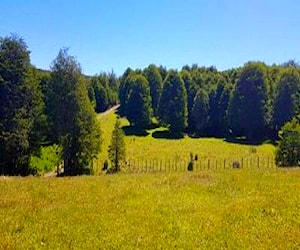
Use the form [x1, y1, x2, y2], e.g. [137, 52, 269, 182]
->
[93, 155, 276, 174]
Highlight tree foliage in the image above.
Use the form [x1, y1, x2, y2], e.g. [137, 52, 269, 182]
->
[0, 35, 44, 175]
[48, 49, 101, 175]
[192, 89, 209, 135]
[144, 64, 163, 116]
[273, 69, 300, 131]
[158, 70, 187, 135]
[228, 62, 268, 141]
[181, 70, 198, 131]
[275, 119, 300, 167]
[119, 67, 134, 116]
[108, 119, 126, 172]
[125, 74, 153, 128]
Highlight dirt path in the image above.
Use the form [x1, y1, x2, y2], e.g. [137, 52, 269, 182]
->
[98, 104, 120, 118]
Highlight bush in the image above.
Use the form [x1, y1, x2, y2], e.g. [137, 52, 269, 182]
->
[275, 119, 300, 167]
[29, 144, 62, 175]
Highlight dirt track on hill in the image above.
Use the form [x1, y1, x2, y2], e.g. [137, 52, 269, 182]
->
[98, 104, 120, 117]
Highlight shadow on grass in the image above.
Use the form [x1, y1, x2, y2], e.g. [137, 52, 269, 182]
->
[224, 136, 265, 146]
[122, 125, 150, 136]
[152, 130, 184, 139]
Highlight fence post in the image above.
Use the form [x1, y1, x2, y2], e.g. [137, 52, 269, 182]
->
[257, 157, 260, 168]
[224, 159, 226, 169]
[241, 158, 244, 168]
[208, 159, 210, 169]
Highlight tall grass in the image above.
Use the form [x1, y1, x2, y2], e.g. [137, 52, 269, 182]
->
[1, 169, 299, 249]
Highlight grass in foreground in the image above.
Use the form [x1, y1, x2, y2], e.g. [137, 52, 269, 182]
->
[1, 168, 299, 249]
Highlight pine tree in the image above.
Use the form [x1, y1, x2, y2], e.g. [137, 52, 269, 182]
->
[273, 69, 300, 131]
[125, 73, 153, 128]
[144, 64, 163, 116]
[108, 119, 126, 172]
[181, 70, 198, 131]
[47, 49, 101, 175]
[158, 70, 187, 136]
[228, 62, 268, 141]
[192, 89, 209, 136]
[0, 35, 45, 175]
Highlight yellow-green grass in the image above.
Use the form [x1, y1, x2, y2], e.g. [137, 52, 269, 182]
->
[1, 169, 300, 249]
[95, 111, 275, 174]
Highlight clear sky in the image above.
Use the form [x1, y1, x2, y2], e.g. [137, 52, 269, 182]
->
[1, 0, 300, 75]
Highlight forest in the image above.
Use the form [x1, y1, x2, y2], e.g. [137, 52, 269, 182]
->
[0, 35, 300, 176]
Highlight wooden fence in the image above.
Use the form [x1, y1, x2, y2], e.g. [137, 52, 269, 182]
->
[93, 155, 276, 174]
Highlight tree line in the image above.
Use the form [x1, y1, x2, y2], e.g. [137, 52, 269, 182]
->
[1, 34, 299, 176]
[119, 62, 300, 141]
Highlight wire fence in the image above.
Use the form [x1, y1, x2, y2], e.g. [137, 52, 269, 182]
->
[93, 155, 276, 174]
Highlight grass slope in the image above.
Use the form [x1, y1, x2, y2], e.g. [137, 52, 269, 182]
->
[1, 169, 300, 249]
[95, 111, 275, 173]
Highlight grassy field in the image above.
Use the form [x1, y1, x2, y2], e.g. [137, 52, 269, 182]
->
[1, 169, 300, 249]
[95, 110, 275, 174]
[2, 109, 297, 249]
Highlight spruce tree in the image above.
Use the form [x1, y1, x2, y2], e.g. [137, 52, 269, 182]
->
[181, 70, 198, 131]
[228, 62, 268, 141]
[144, 64, 163, 116]
[125, 74, 153, 128]
[273, 69, 300, 131]
[108, 119, 126, 172]
[158, 70, 187, 135]
[192, 89, 210, 136]
[48, 49, 101, 175]
[0, 35, 44, 175]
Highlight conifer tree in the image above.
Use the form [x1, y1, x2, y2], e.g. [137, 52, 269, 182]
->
[125, 73, 153, 128]
[48, 49, 101, 175]
[158, 70, 187, 135]
[108, 119, 126, 172]
[228, 62, 268, 141]
[0, 35, 44, 175]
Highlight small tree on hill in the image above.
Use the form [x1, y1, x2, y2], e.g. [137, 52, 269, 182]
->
[108, 119, 126, 172]
[275, 119, 300, 167]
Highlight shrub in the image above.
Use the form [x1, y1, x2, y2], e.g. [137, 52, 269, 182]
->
[29, 145, 62, 175]
[275, 119, 300, 167]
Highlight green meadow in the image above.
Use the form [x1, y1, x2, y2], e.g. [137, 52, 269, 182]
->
[1, 110, 299, 249]
[95, 110, 275, 174]
[1, 169, 300, 249]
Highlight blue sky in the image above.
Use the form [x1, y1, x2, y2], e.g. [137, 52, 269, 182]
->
[1, 0, 299, 75]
